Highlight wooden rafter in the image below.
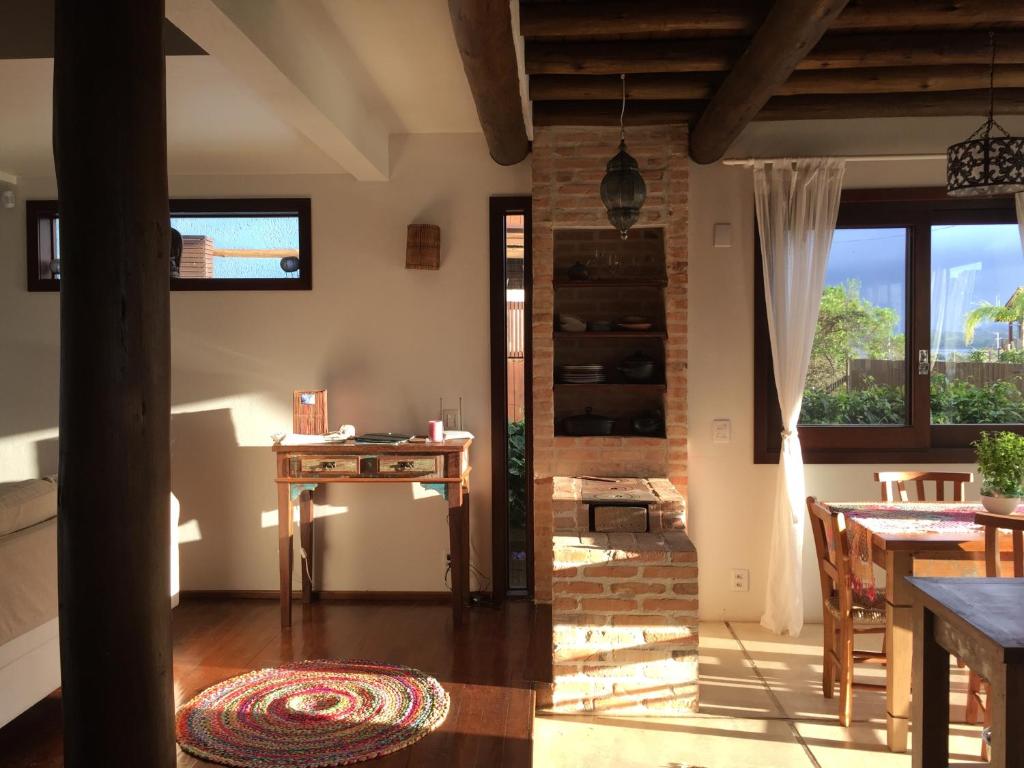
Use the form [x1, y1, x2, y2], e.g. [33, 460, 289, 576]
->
[448, 0, 530, 166]
[533, 88, 1024, 126]
[520, 0, 1024, 39]
[525, 32, 1024, 75]
[689, 0, 851, 163]
[530, 65, 1024, 101]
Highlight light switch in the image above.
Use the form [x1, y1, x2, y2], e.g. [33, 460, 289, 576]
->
[712, 418, 731, 444]
[713, 223, 732, 248]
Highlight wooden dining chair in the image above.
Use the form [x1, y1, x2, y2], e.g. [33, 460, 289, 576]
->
[806, 497, 886, 726]
[873, 471, 973, 502]
[964, 510, 1024, 758]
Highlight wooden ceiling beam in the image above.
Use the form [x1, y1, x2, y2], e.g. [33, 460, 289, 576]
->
[532, 100, 701, 127]
[448, 0, 530, 166]
[533, 88, 1024, 126]
[525, 32, 1024, 75]
[519, 0, 1024, 39]
[689, 0, 851, 164]
[757, 88, 1024, 120]
[519, 1, 761, 40]
[530, 65, 1024, 101]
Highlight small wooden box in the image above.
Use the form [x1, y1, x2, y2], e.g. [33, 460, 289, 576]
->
[293, 390, 328, 435]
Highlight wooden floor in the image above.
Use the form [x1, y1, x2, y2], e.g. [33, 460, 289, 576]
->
[0, 598, 542, 768]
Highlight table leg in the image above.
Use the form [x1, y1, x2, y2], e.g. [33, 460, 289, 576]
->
[886, 551, 914, 752]
[277, 482, 293, 628]
[299, 490, 314, 604]
[447, 483, 467, 626]
[988, 661, 1024, 768]
[912, 604, 949, 768]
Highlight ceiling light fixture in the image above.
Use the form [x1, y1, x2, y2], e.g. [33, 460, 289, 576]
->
[946, 32, 1024, 198]
[600, 74, 647, 239]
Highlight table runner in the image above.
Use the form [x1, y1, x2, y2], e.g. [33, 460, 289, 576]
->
[823, 503, 983, 602]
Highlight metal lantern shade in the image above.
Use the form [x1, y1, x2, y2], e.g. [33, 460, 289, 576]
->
[946, 130, 1024, 197]
[601, 140, 647, 239]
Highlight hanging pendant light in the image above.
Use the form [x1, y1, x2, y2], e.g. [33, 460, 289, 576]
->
[947, 32, 1024, 197]
[600, 74, 647, 239]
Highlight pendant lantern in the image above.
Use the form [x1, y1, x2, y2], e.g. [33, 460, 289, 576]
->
[600, 75, 647, 239]
[946, 32, 1024, 198]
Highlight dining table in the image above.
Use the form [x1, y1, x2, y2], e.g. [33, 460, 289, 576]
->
[820, 500, 1021, 753]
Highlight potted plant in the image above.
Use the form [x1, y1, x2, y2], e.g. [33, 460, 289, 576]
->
[973, 430, 1024, 515]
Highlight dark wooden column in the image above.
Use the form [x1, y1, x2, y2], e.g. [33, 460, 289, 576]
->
[53, 1, 174, 765]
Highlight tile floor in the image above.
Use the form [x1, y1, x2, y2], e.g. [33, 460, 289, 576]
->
[534, 621, 987, 768]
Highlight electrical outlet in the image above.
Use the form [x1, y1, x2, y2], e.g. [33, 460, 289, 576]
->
[730, 568, 749, 592]
[441, 409, 460, 430]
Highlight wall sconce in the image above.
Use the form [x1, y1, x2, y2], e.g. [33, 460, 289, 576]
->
[406, 224, 441, 270]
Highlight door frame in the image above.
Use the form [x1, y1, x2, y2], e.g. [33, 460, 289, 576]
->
[489, 196, 533, 601]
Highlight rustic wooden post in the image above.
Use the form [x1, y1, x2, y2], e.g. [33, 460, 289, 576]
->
[53, 1, 174, 765]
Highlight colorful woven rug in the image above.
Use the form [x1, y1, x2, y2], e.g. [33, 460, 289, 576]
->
[176, 660, 450, 768]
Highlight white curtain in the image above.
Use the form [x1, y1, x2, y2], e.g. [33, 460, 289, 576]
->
[754, 158, 846, 636]
[1016, 192, 1024, 256]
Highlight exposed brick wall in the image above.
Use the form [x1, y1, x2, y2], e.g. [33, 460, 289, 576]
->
[538, 532, 699, 715]
[532, 125, 689, 603]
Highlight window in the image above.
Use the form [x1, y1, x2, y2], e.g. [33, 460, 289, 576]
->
[27, 198, 312, 291]
[755, 189, 1024, 463]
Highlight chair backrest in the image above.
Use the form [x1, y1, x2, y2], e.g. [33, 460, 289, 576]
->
[873, 471, 973, 502]
[975, 510, 1024, 578]
[806, 497, 852, 612]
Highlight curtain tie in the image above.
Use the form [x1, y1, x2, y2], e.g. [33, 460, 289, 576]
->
[781, 428, 797, 441]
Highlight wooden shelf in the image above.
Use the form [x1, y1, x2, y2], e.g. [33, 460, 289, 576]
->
[554, 278, 667, 288]
[554, 431, 667, 440]
[555, 330, 667, 340]
[554, 382, 666, 391]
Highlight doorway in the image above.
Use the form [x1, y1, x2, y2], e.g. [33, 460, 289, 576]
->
[490, 196, 532, 599]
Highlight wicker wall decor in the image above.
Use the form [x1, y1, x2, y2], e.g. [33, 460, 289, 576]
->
[405, 224, 441, 270]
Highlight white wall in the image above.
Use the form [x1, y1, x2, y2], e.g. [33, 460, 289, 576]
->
[0, 133, 530, 593]
[686, 116, 1024, 621]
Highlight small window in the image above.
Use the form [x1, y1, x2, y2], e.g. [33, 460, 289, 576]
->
[27, 198, 312, 291]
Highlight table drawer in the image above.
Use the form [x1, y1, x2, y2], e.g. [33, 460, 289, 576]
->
[287, 455, 360, 478]
[375, 456, 441, 476]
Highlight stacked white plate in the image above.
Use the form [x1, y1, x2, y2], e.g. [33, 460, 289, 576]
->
[559, 364, 607, 384]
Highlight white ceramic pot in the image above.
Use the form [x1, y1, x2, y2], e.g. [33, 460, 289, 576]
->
[980, 493, 1021, 516]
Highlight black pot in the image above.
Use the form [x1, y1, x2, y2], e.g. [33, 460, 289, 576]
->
[563, 407, 616, 436]
[631, 412, 664, 435]
[617, 351, 656, 382]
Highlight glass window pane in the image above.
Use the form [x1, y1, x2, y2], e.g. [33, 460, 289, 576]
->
[930, 223, 1024, 425]
[800, 227, 908, 425]
[170, 215, 301, 279]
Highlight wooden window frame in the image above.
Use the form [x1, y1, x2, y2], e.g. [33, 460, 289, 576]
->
[754, 188, 1022, 464]
[26, 197, 312, 292]
[489, 195, 533, 600]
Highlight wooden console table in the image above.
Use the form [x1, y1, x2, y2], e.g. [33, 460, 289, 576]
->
[272, 437, 472, 628]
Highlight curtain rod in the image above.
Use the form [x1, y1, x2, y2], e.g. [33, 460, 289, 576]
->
[722, 153, 946, 166]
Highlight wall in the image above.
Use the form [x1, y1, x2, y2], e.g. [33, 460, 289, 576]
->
[686, 115, 1024, 621]
[0, 133, 530, 593]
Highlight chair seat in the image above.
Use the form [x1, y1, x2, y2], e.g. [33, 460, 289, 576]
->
[826, 593, 886, 624]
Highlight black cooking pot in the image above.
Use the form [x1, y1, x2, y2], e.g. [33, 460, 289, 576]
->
[563, 407, 616, 436]
[631, 411, 664, 435]
[617, 351, 656, 382]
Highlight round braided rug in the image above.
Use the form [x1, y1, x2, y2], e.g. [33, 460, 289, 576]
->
[175, 660, 450, 768]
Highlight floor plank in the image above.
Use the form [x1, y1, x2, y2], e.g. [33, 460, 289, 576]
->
[0, 598, 538, 768]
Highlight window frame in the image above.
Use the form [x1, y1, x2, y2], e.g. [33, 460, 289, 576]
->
[26, 197, 313, 292]
[754, 187, 1022, 464]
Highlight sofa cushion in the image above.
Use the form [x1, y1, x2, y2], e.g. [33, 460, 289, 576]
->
[0, 478, 57, 538]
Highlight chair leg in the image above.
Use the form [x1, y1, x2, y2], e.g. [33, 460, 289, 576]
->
[965, 671, 982, 724]
[822, 611, 835, 699]
[980, 681, 991, 761]
[838, 619, 854, 726]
